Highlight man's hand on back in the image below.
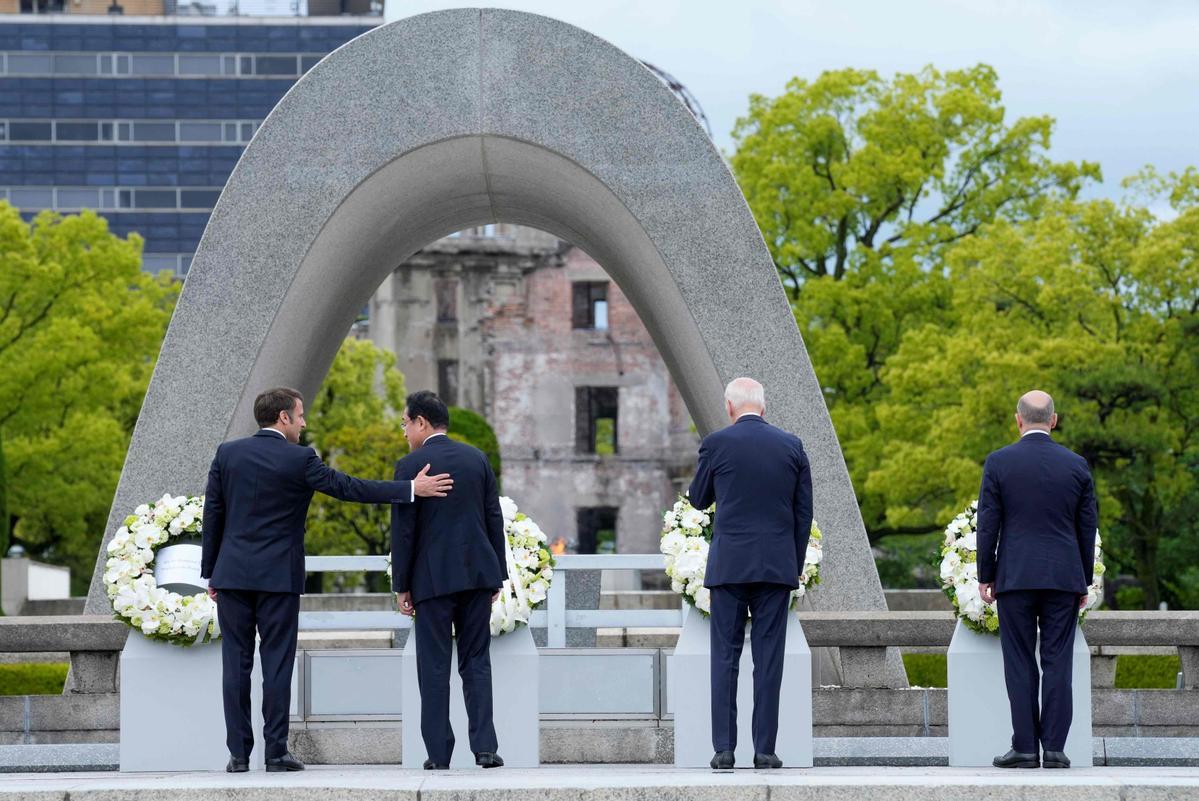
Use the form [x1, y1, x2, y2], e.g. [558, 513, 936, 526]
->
[413, 463, 453, 497]
[979, 582, 996, 605]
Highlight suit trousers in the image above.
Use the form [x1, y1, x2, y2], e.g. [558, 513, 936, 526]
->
[414, 588, 499, 765]
[997, 588, 1080, 752]
[215, 588, 300, 760]
[709, 582, 792, 754]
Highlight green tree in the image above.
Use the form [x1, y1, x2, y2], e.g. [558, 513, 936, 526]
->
[304, 338, 409, 591]
[0, 430, 9, 575]
[0, 205, 177, 594]
[731, 64, 1098, 296]
[731, 65, 1100, 546]
[868, 188, 1197, 607]
[448, 406, 501, 483]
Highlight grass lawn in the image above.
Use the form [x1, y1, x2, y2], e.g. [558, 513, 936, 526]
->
[902, 653, 1181, 689]
[0, 663, 68, 695]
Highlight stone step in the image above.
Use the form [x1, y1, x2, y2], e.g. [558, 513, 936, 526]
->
[0, 763, 1197, 800]
[2, 737, 1196, 774]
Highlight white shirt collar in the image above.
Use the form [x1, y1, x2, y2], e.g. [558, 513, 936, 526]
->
[1021, 429, 1051, 438]
[735, 412, 762, 421]
[258, 427, 286, 438]
[423, 432, 448, 442]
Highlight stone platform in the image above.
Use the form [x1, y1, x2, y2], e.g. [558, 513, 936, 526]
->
[3, 764, 1198, 800]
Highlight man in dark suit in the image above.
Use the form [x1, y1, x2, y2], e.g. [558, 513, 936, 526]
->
[391, 391, 507, 770]
[202, 387, 452, 773]
[689, 377, 813, 771]
[977, 390, 1098, 770]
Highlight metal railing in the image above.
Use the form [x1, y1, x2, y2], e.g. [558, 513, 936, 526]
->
[301, 553, 685, 646]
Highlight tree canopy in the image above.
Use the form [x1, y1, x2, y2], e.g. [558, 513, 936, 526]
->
[732, 66, 1198, 608]
[0, 205, 177, 594]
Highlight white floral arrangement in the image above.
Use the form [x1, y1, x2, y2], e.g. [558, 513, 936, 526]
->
[659, 496, 823, 616]
[490, 496, 555, 636]
[104, 494, 220, 646]
[387, 495, 555, 637]
[938, 500, 1105, 635]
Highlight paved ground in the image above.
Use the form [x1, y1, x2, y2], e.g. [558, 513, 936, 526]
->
[3, 764, 1199, 800]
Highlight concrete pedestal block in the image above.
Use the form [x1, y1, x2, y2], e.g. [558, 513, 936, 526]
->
[671, 606, 812, 768]
[947, 619, 1092, 766]
[119, 633, 263, 772]
[401, 625, 539, 769]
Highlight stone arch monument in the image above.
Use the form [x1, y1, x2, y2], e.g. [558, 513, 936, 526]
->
[85, 9, 895, 652]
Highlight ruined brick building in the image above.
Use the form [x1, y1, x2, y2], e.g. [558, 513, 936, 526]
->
[367, 225, 699, 561]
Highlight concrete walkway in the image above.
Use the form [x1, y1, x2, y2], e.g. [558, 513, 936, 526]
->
[3, 764, 1199, 800]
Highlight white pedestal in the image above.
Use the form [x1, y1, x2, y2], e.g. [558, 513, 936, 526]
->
[671, 605, 812, 768]
[120, 633, 264, 772]
[947, 619, 1092, 766]
[401, 624, 539, 769]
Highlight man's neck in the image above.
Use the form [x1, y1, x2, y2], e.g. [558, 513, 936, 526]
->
[1021, 428, 1051, 437]
[260, 427, 286, 438]
[422, 431, 448, 445]
[735, 411, 762, 421]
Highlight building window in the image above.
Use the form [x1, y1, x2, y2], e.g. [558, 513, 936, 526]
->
[435, 278, 458, 323]
[572, 281, 609, 330]
[576, 507, 618, 554]
[575, 387, 618, 455]
[438, 360, 459, 407]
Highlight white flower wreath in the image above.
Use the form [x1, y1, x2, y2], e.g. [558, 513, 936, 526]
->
[104, 494, 220, 646]
[659, 496, 823, 616]
[938, 500, 1105, 635]
[387, 495, 556, 636]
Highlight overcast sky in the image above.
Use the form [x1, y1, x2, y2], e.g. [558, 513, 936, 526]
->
[386, 0, 1198, 203]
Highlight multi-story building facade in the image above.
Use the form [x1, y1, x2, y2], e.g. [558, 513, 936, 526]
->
[369, 226, 698, 558]
[1, 11, 699, 562]
[0, 14, 378, 273]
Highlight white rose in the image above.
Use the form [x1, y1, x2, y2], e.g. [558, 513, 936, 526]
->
[673, 551, 705, 581]
[660, 531, 687, 556]
[805, 544, 822, 566]
[680, 508, 706, 531]
[939, 551, 962, 581]
[958, 530, 977, 551]
[499, 496, 519, 523]
[694, 586, 711, 613]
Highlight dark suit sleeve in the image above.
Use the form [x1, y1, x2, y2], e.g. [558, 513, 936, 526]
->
[976, 456, 1002, 584]
[1076, 465, 1099, 587]
[390, 458, 418, 593]
[483, 459, 507, 578]
[305, 448, 413, 504]
[688, 437, 716, 509]
[793, 443, 814, 569]
[200, 447, 224, 580]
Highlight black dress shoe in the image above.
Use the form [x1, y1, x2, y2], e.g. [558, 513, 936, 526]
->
[265, 752, 305, 772]
[1042, 750, 1071, 768]
[754, 753, 783, 769]
[992, 749, 1040, 768]
[475, 752, 504, 768]
[226, 756, 249, 773]
[710, 750, 735, 770]
[423, 759, 449, 770]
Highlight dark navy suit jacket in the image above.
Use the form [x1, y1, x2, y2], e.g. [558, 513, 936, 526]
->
[976, 431, 1099, 594]
[689, 415, 814, 590]
[390, 434, 506, 604]
[201, 429, 414, 594]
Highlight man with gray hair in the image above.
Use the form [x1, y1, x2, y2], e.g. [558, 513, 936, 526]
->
[976, 390, 1098, 769]
[689, 377, 813, 770]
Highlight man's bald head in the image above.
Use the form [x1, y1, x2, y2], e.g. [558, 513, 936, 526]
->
[1016, 390, 1056, 433]
[724, 377, 765, 421]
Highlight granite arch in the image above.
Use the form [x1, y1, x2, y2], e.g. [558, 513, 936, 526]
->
[86, 10, 895, 654]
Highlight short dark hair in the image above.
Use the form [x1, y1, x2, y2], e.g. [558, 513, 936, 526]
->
[406, 390, 449, 430]
[254, 387, 303, 428]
